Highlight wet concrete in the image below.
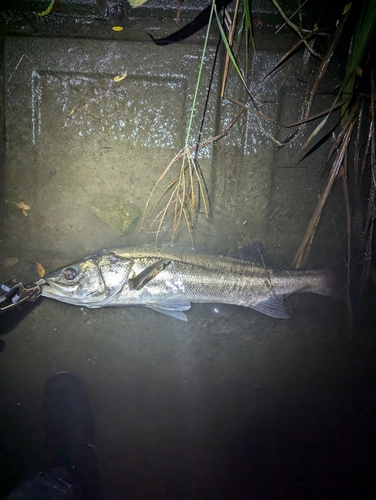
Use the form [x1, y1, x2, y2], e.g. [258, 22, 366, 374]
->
[1, 1, 375, 499]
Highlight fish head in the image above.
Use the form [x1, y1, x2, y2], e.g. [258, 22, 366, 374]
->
[41, 251, 134, 307]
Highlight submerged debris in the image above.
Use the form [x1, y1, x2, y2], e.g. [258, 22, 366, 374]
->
[114, 72, 127, 82]
[16, 201, 31, 217]
[92, 196, 140, 236]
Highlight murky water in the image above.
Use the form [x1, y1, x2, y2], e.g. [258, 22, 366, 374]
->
[1, 29, 375, 500]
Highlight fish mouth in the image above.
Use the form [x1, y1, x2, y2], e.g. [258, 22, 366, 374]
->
[41, 280, 76, 301]
[41, 280, 56, 292]
[42, 278, 62, 289]
[41, 281, 90, 307]
[41, 279, 108, 308]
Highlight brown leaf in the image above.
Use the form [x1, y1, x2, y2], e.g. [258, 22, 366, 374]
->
[16, 201, 31, 217]
[36, 261, 46, 277]
[16, 201, 30, 210]
[114, 72, 127, 82]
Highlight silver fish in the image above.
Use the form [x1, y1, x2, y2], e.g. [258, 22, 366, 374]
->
[40, 244, 339, 321]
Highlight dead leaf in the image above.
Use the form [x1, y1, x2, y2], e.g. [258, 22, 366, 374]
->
[4, 257, 19, 268]
[36, 262, 46, 277]
[16, 201, 30, 210]
[114, 72, 127, 82]
[16, 201, 31, 216]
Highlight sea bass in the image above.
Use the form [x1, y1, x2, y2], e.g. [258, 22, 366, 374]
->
[40, 244, 339, 321]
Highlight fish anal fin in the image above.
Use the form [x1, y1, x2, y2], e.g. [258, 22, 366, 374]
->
[251, 297, 289, 319]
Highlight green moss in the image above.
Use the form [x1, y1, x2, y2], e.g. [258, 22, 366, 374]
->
[92, 196, 140, 236]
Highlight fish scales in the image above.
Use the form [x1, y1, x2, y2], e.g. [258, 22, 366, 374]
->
[41, 245, 337, 321]
[109, 249, 325, 305]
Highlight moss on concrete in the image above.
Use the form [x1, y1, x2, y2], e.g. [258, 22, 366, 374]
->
[92, 196, 140, 236]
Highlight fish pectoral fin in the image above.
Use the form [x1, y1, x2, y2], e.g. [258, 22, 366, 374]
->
[146, 299, 191, 322]
[252, 296, 289, 319]
[129, 260, 172, 291]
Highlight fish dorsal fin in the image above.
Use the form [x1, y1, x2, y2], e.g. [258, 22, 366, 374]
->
[252, 297, 289, 319]
[226, 242, 267, 265]
[129, 259, 171, 291]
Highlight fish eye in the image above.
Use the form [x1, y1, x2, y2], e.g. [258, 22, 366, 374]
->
[63, 267, 78, 280]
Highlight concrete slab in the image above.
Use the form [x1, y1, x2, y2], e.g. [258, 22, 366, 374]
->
[3, 36, 223, 260]
[2, 32, 286, 266]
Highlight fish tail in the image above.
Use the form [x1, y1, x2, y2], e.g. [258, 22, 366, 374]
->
[324, 261, 347, 300]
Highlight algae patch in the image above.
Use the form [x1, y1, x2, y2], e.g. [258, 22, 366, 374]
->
[92, 197, 140, 235]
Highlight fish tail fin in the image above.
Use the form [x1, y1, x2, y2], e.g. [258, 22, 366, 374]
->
[324, 261, 347, 300]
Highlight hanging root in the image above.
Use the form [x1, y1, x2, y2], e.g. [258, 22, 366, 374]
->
[141, 110, 243, 244]
[141, 146, 209, 245]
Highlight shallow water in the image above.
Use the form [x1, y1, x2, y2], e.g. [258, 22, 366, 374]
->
[1, 21, 375, 500]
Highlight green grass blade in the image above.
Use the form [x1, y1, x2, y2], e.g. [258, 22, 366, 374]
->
[243, 0, 256, 54]
[342, 0, 376, 108]
[38, 0, 56, 16]
[184, 0, 216, 146]
[214, 5, 249, 92]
